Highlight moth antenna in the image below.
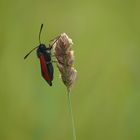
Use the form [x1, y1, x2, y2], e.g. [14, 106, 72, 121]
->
[24, 46, 38, 59]
[39, 24, 43, 44]
[24, 24, 44, 59]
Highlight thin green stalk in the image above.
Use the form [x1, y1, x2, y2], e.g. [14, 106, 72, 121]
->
[67, 88, 77, 140]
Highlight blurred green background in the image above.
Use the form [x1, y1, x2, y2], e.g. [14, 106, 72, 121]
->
[0, 0, 140, 140]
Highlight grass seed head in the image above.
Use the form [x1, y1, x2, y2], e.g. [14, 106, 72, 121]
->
[54, 33, 77, 90]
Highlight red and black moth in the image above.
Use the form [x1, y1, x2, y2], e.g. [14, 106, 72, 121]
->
[24, 24, 58, 86]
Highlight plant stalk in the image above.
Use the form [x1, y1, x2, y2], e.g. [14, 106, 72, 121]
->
[67, 88, 77, 140]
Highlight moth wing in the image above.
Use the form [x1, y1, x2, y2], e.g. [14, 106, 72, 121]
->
[39, 54, 52, 86]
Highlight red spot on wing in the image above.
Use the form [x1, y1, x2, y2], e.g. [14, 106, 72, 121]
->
[39, 55, 50, 81]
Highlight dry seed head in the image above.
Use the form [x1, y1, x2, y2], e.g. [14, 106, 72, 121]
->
[54, 33, 77, 90]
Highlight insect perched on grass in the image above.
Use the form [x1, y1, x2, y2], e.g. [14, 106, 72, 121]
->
[24, 24, 59, 86]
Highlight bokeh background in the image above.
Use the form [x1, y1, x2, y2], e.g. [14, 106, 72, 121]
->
[0, 0, 140, 140]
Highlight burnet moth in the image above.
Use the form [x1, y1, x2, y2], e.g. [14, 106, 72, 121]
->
[24, 24, 59, 86]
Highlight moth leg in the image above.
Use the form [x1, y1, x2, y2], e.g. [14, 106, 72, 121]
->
[50, 54, 55, 57]
[46, 60, 57, 64]
[51, 60, 57, 63]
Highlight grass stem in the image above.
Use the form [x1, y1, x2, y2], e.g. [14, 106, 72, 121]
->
[67, 88, 77, 140]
